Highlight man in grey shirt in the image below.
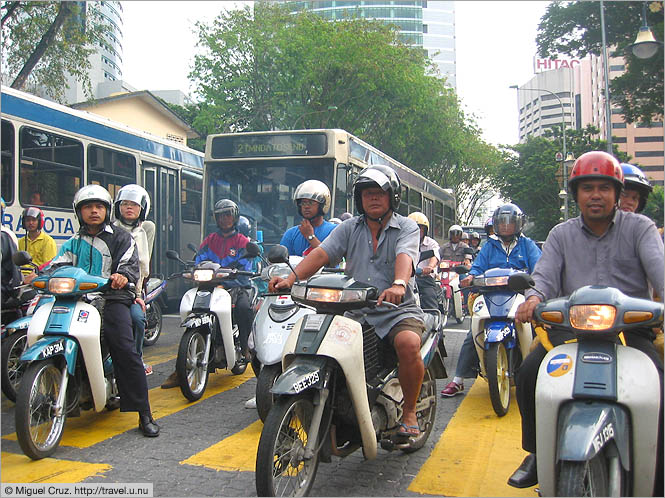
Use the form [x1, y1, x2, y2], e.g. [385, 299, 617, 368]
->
[270, 165, 426, 440]
[508, 151, 664, 493]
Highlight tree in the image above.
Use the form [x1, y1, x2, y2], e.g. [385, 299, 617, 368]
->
[537, 1, 663, 124]
[492, 125, 628, 240]
[188, 3, 501, 221]
[643, 185, 664, 227]
[1, 2, 112, 102]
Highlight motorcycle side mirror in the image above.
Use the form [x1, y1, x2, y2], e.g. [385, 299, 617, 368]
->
[508, 273, 535, 292]
[166, 250, 181, 261]
[267, 244, 289, 264]
[244, 242, 260, 259]
[12, 250, 32, 267]
[187, 243, 198, 255]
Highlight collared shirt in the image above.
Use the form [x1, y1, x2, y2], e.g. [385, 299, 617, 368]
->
[280, 220, 337, 257]
[440, 240, 470, 261]
[417, 235, 440, 279]
[18, 231, 58, 272]
[319, 213, 425, 339]
[527, 210, 664, 302]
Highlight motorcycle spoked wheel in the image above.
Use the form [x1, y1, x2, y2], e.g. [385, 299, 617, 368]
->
[401, 367, 437, 454]
[556, 453, 610, 497]
[256, 363, 281, 422]
[256, 393, 320, 497]
[1, 331, 28, 402]
[15, 359, 67, 460]
[230, 324, 248, 376]
[143, 301, 162, 347]
[176, 328, 210, 402]
[485, 342, 510, 417]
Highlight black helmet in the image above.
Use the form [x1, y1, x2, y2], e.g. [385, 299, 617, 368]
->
[353, 165, 401, 216]
[492, 203, 525, 240]
[214, 199, 239, 227]
[621, 163, 652, 213]
[237, 215, 251, 237]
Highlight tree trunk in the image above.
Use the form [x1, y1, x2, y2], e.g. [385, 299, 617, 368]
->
[10, 2, 72, 90]
[1, 2, 21, 28]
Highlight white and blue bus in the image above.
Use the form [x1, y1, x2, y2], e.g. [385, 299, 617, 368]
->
[203, 129, 456, 246]
[1, 86, 205, 302]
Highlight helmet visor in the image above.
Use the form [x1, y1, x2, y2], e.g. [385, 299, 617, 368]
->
[449, 229, 462, 238]
[23, 207, 41, 219]
[358, 169, 391, 191]
[495, 214, 517, 237]
[117, 189, 145, 206]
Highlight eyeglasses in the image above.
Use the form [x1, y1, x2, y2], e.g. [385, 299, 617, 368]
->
[119, 201, 139, 208]
[299, 200, 319, 207]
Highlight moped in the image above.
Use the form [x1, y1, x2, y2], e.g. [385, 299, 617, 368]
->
[255, 246, 447, 496]
[439, 259, 465, 323]
[509, 273, 662, 496]
[167, 242, 261, 401]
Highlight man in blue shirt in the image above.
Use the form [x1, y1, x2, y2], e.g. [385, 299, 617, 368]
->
[280, 180, 336, 257]
[440, 203, 541, 397]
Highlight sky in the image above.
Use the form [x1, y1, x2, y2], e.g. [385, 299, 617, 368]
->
[120, 1, 550, 147]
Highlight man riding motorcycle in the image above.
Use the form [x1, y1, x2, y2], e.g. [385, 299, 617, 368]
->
[408, 212, 442, 310]
[440, 224, 469, 261]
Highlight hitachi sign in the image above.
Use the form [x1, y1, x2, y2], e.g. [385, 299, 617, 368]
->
[534, 58, 581, 72]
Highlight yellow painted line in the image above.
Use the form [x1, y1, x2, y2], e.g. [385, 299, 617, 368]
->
[409, 381, 537, 497]
[4, 369, 254, 448]
[181, 419, 263, 472]
[142, 343, 177, 366]
[1, 452, 111, 483]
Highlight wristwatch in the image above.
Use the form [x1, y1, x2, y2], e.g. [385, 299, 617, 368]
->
[307, 234, 315, 241]
[392, 279, 407, 289]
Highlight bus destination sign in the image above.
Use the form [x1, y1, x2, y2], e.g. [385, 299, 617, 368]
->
[211, 133, 327, 159]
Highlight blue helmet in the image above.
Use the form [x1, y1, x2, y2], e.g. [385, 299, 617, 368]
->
[237, 216, 251, 237]
[620, 163, 652, 212]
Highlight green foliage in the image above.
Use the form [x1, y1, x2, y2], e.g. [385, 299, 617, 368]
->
[537, 1, 663, 124]
[188, 3, 499, 222]
[1, 1, 112, 103]
[643, 185, 664, 227]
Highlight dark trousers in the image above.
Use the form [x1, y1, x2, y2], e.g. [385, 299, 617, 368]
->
[230, 288, 252, 354]
[515, 329, 663, 495]
[103, 300, 150, 413]
[416, 275, 442, 311]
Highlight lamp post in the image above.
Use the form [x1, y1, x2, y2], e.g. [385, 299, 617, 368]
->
[600, 1, 613, 154]
[292, 106, 338, 130]
[510, 84, 569, 218]
[626, 1, 664, 59]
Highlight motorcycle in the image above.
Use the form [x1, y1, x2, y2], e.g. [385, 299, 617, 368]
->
[439, 259, 465, 324]
[255, 245, 447, 497]
[459, 267, 533, 416]
[142, 274, 167, 347]
[509, 273, 662, 497]
[166, 242, 261, 402]
[12, 251, 123, 460]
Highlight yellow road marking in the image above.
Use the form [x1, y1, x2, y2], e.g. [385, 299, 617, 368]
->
[3, 369, 254, 448]
[181, 420, 263, 472]
[142, 343, 177, 366]
[1, 452, 111, 483]
[409, 381, 537, 497]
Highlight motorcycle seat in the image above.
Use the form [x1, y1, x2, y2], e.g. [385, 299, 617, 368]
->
[423, 311, 440, 333]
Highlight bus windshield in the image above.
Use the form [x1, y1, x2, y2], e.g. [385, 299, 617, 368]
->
[204, 158, 334, 244]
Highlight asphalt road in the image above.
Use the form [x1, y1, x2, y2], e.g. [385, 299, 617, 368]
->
[0, 314, 536, 497]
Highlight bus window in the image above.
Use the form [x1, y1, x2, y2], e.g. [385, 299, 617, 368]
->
[2, 120, 14, 204]
[444, 204, 455, 233]
[397, 185, 409, 216]
[408, 189, 422, 213]
[19, 126, 83, 208]
[423, 196, 433, 224]
[434, 200, 444, 239]
[88, 144, 137, 198]
[143, 169, 156, 223]
[181, 169, 202, 223]
[334, 163, 347, 215]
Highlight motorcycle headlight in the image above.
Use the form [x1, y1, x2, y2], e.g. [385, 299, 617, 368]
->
[569, 305, 616, 330]
[193, 269, 214, 282]
[483, 276, 509, 287]
[291, 283, 307, 300]
[48, 278, 76, 294]
[305, 287, 368, 303]
[439, 261, 450, 269]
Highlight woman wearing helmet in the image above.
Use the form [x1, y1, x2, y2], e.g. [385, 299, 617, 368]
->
[50, 185, 159, 436]
[619, 163, 653, 214]
[17, 206, 57, 283]
[440, 224, 470, 261]
[408, 212, 442, 310]
[113, 185, 156, 375]
[484, 217, 494, 237]
[279, 180, 336, 257]
[270, 165, 427, 440]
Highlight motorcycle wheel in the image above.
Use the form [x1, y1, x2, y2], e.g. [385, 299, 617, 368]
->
[449, 297, 463, 324]
[1, 331, 28, 402]
[485, 342, 510, 417]
[556, 454, 609, 497]
[15, 359, 66, 460]
[176, 328, 209, 402]
[256, 393, 320, 497]
[401, 367, 437, 453]
[439, 297, 449, 328]
[143, 301, 162, 347]
[250, 355, 262, 379]
[256, 363, 281, 423]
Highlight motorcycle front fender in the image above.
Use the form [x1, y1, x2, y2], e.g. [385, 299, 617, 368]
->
[484, 320, 516, 349]
[181, 313, 214, 330]
[20, 336, 78, 375]
[271, 356, 328, 395]
[5, 315, 31, 333]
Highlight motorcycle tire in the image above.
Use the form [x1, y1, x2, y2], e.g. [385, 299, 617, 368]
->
[1, 330, 28, 402]
[256, 393, 320, 497]
[143, 301, 162, 347]
[176, 328, 210, 402]
[15, 359, 67, 460]
[439, 298, 449, 328]
[485, 342, 510, 417]
[556, 454, 610, 497]
[401, 367, 437, 453]
[250, 355, 261, 379]
[256, 363, 282, 423]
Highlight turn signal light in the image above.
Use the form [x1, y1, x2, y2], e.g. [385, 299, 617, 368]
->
[33, 280, 46, 289]
[79, 282, 99, 291]
[623, 311, 653, 324]
[541, 311, 564, 323]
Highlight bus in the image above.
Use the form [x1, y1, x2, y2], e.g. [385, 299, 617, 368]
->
[203, 129, 455, 246]
[1, 86, 205, 303]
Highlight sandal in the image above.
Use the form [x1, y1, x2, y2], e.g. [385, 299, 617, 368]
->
[144, 363, 153, 376]
[395, 422, 420, 440]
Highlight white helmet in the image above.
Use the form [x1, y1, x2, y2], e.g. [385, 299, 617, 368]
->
[73, 185, 113, 225]
[293, 180, 331, 217]
[448, 224, 463, 239]
[114, 184, 151, 224]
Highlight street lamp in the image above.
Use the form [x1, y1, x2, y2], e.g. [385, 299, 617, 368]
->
[600, 1, 613, 153]
[626, 1, 664, 59]
[292, 106, 338, 130]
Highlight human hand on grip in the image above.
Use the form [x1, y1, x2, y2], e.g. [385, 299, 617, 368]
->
[269, 274, 296, 293]
[460, 275, 473, 288]
[516, 295, 541, 323]
[109, 273, 128, 290]
[377, 284, 405, 307]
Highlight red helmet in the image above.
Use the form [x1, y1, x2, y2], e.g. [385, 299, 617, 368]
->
[568, 151, 623, 202]
[21, 206, 45, 231]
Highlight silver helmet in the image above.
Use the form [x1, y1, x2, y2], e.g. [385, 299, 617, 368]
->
[73, 185, 113, 225]
[293, 180, 331, 217]
[114, 184, 151, 223]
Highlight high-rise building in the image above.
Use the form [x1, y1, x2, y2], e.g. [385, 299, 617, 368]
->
[287, 1, 456, 89]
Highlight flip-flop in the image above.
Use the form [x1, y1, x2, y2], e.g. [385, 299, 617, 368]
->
[395, 422, 420, 440]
